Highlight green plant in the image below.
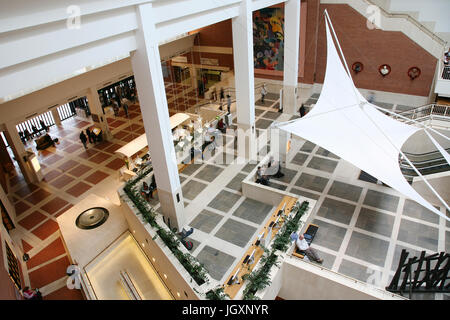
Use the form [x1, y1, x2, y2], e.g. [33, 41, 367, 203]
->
[122, 165, 209, 286]
[205, 286, 229, 300]
[241, 201, 309, 300]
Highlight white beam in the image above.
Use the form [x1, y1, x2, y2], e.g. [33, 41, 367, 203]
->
[252, 0, 286, 12]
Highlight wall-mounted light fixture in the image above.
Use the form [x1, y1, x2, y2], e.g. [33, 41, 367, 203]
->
[407, 66, 421, 80]
[352, 62, 364, 74]
[379, 64, 391, 76]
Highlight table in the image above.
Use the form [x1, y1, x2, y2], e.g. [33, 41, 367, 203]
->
[223, 195, 298, 299]
[92, 127, 102, 136]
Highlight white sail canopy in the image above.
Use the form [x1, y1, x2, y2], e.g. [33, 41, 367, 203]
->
[277, 11, 449, 221]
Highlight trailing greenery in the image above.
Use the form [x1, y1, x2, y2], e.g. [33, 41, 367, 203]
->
[123, 165, 208, 286]
[205, 286, 230, 300]
[242, 201, 309, 300]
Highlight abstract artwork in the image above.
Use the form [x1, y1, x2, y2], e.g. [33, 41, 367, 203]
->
[253, 8, 285, 71]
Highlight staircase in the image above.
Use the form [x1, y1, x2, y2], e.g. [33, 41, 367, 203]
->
[321, 0, 448, 59]
[400, 148, 450, 182]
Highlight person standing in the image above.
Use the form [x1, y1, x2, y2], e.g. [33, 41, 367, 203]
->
[260, 84, 267, 104]
[79, 131, 88, 149]
[123, 103, 129, 117]
[86, 128, 93, 144]
[226, 95, 231, 114]
[220, 87, 225, 102]
[299, 103, 306, 118]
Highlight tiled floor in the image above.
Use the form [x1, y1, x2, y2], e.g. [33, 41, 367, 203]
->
[5, 87, 449, 301]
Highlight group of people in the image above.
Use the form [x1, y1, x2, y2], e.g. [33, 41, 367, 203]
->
[19, 120, 49, 144]
[141, 174, 157, 201]
[443, 49, 450, 65]
[210, 87, 232, 114]
[255, 156, 284, 185]
[79, 127, 101, 149]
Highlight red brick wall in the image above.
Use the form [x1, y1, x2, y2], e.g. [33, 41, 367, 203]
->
[314, 4, 437, 96]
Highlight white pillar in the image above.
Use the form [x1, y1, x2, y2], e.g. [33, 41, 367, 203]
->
[4, 122, 41, 184]
[232, 0, 257, 162]
[283, 0, 301, 115]
[50, 108, 61, 126]
[86, 88, 113, 141]
[131, 3, 185, 231]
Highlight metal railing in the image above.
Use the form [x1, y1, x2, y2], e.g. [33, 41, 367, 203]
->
[441, 65, 450, 80]
[364, 0, 447, 48]
[400, 148, 450, 180]
[392, 103, 450, 125]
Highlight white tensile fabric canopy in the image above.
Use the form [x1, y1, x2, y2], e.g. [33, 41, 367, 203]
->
[276, 11, 449, 221]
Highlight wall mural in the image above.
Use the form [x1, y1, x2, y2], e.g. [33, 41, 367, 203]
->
[253, 8, 285, 71]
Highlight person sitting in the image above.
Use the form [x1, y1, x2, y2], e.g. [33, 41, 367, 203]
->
[255, 166, 269, 185]
[22, 287, 42, 300]
[296, 233, 323, 263]
[141, 181, 152, 201]
[268, 156, 284, 178]
[39, 119, 48, 132]
[31, 125, 39, 137]
[217, 118, 227, 134]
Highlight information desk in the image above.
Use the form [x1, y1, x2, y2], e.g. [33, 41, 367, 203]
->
[223, 195, 298, 299]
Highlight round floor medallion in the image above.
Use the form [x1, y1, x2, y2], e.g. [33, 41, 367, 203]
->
[75, 207, 109, 230]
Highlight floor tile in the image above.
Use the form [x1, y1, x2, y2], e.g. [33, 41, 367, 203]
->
[105, 158, 125, 170]
[43, 285, 84, 300]
[300, 141, 316, 153]
[355, 207, 394, 238]
[345, 231, 390, 267]
[67, 164, 93, 177]
[27, 237, 66, 270]
[24, 188, 52, 205]
[195, 246, 236, 281]
[397, 219, 438, 252]
[226, 173, 247, 192]
[316, 147, 340, 159]
[28, 255, 70, 289]
[181, 180, 207, 200]
[31, 219, 60, 240]
[58, 159, 79, 172]
[291, 152, 309, 166]
[232, 198, 273, 224]
[327, 181, 363, 203]
[338, 259, 372, 283]
[14, 183, 40, 198]
[66, 182, 92, 198]
[294, 173, 329, 193]
[311, 219, 347, 252]
[194, 164, 224, 182]
[317, 198, 356, 225]
[307, 156, 338, 174]
[50, 174, 75, 189]
[255, 119, 272, 129]
[18, 210, 47, 230]
[40, 197, 70, 215]
[289, 188, 320, 200]
[43, 170, 62, 182]
[14, 201, 31, 216]
[402, 199, 439, 225]
[363, 190, 399, 213]
[189, 210, 224, 234]
[208, 191, 242, 213]
[88, 152, 111, 164]
[214, 218, 257, 248]
[84, 170, 109, 184]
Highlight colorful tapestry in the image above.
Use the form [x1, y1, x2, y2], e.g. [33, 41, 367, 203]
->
[253, 8, 284, 71]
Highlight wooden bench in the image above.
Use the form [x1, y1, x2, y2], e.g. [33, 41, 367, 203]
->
[292, 223, 319, 259]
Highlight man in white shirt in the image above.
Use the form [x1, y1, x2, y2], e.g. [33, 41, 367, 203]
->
[296, 233, 323, 263]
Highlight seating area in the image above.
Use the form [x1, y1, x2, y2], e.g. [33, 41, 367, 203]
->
[293, 223, 319, 259]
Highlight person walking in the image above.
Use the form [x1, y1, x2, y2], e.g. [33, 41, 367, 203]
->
[220, 87, 225, 102]
[79, 131, 88, 149]
[226, 95, 231, 114]
[260, 84, 267, 104]
[123, 103, 129, 117]
[86, 128, 93, 144]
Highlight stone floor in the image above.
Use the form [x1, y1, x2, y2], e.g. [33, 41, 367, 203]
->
[6, 86, 449, 300]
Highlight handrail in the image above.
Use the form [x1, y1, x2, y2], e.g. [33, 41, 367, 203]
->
[393, 103, 450, 123]
[363, 0, 447, 47]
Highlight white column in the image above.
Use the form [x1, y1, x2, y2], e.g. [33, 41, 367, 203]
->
[131, 3, 185, 231]
[50, 108, 61, 126]
[4, 122, 41, 184]
[232, 0, 257, 162]
[283, 0, 301, 115]
[86, 88, 113, 141]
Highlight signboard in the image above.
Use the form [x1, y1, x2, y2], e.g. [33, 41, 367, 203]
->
[200, 58, 219, 66]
